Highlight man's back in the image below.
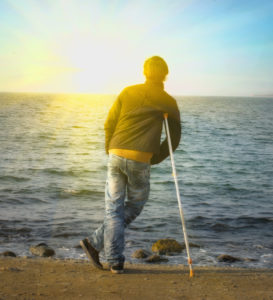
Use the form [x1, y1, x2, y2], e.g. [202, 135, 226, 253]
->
[105, 79, 181, 164]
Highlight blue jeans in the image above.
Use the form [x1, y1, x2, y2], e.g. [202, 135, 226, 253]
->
[89, 154, 151, 265]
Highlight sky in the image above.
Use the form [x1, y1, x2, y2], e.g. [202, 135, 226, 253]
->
[0, 0, 273, 96]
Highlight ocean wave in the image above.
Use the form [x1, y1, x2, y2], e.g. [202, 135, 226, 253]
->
[191, 201, 210, 207]
[37, 133, 56, 140]
[42, 168, 93, 177]
[59, 189, 104, 199]
[221, 184, 249, 192]
[237, 216, 273, 225]
[210, 223, 233, 232]
[71, 125, 87, 129]
[1, 197, 25, 205]
[24, 196, 49, 204]
[0, 175, 30, 182]
[187, 215, 273, 230]
[189, 215, 211, 222]
[0, 226, 32, 238]
[153, 180, 173, 185]
[52, 232, 79, 238]
[4, 195, 49, 205]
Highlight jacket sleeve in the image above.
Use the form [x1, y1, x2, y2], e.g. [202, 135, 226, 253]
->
[104, 95, 122, 154]
[150, 104, 181, 165]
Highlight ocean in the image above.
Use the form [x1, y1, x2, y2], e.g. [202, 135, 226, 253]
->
[0, 92, 272, 268]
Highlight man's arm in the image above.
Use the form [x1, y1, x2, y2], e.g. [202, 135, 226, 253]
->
[150, 105, 181, 165]
[104, 95, 122, 154]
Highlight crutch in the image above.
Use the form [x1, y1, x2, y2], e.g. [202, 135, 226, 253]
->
[163, 113, 194, 278]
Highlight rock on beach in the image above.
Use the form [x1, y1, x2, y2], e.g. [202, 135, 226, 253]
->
[217, 254, 241, 263]
[217, 254, 258, 263]
[0, 251, 16, 257]
[151, 239, 184, 255]
[30, 243, 55, 257]
[131, 249, 151, 259]
[145, 254, 169, 263]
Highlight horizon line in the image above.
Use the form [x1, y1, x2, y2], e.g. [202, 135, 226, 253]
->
[0, 91, 273, 98]
[1, 90, 272, 98]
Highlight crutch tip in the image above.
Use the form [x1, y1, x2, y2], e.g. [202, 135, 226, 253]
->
[189, 269, 194, 278]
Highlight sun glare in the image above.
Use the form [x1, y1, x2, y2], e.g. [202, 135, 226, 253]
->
[3, 2, 145, 94]
[54, 34, 142, 94]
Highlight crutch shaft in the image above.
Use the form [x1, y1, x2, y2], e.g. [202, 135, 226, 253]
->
[163, 113, 194, 278]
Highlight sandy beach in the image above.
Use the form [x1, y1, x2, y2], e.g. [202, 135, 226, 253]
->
[0, 257, 273, 300]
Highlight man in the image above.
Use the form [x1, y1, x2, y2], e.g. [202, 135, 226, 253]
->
[80, 56, 181, 274]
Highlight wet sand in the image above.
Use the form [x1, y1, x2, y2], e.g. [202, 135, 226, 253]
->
[0, 257, 273, 300]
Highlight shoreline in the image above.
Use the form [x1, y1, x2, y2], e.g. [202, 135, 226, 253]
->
[1, 257, 273, 299]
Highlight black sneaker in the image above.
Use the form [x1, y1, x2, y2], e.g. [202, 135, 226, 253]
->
[80, 238, 103, 270]
[110, 263, 124, 274]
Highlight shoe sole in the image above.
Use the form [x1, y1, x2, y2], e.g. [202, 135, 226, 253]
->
[111, 268, 124, 274]
[80, 240, 103, 270]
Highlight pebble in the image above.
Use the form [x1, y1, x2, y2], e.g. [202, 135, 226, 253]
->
[131, 249, 151, 259]
[29, 243, 55, 257]
[217, 254, 241, 262]
[0, 251, 16, 257]
[145, 254, 169, 263]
